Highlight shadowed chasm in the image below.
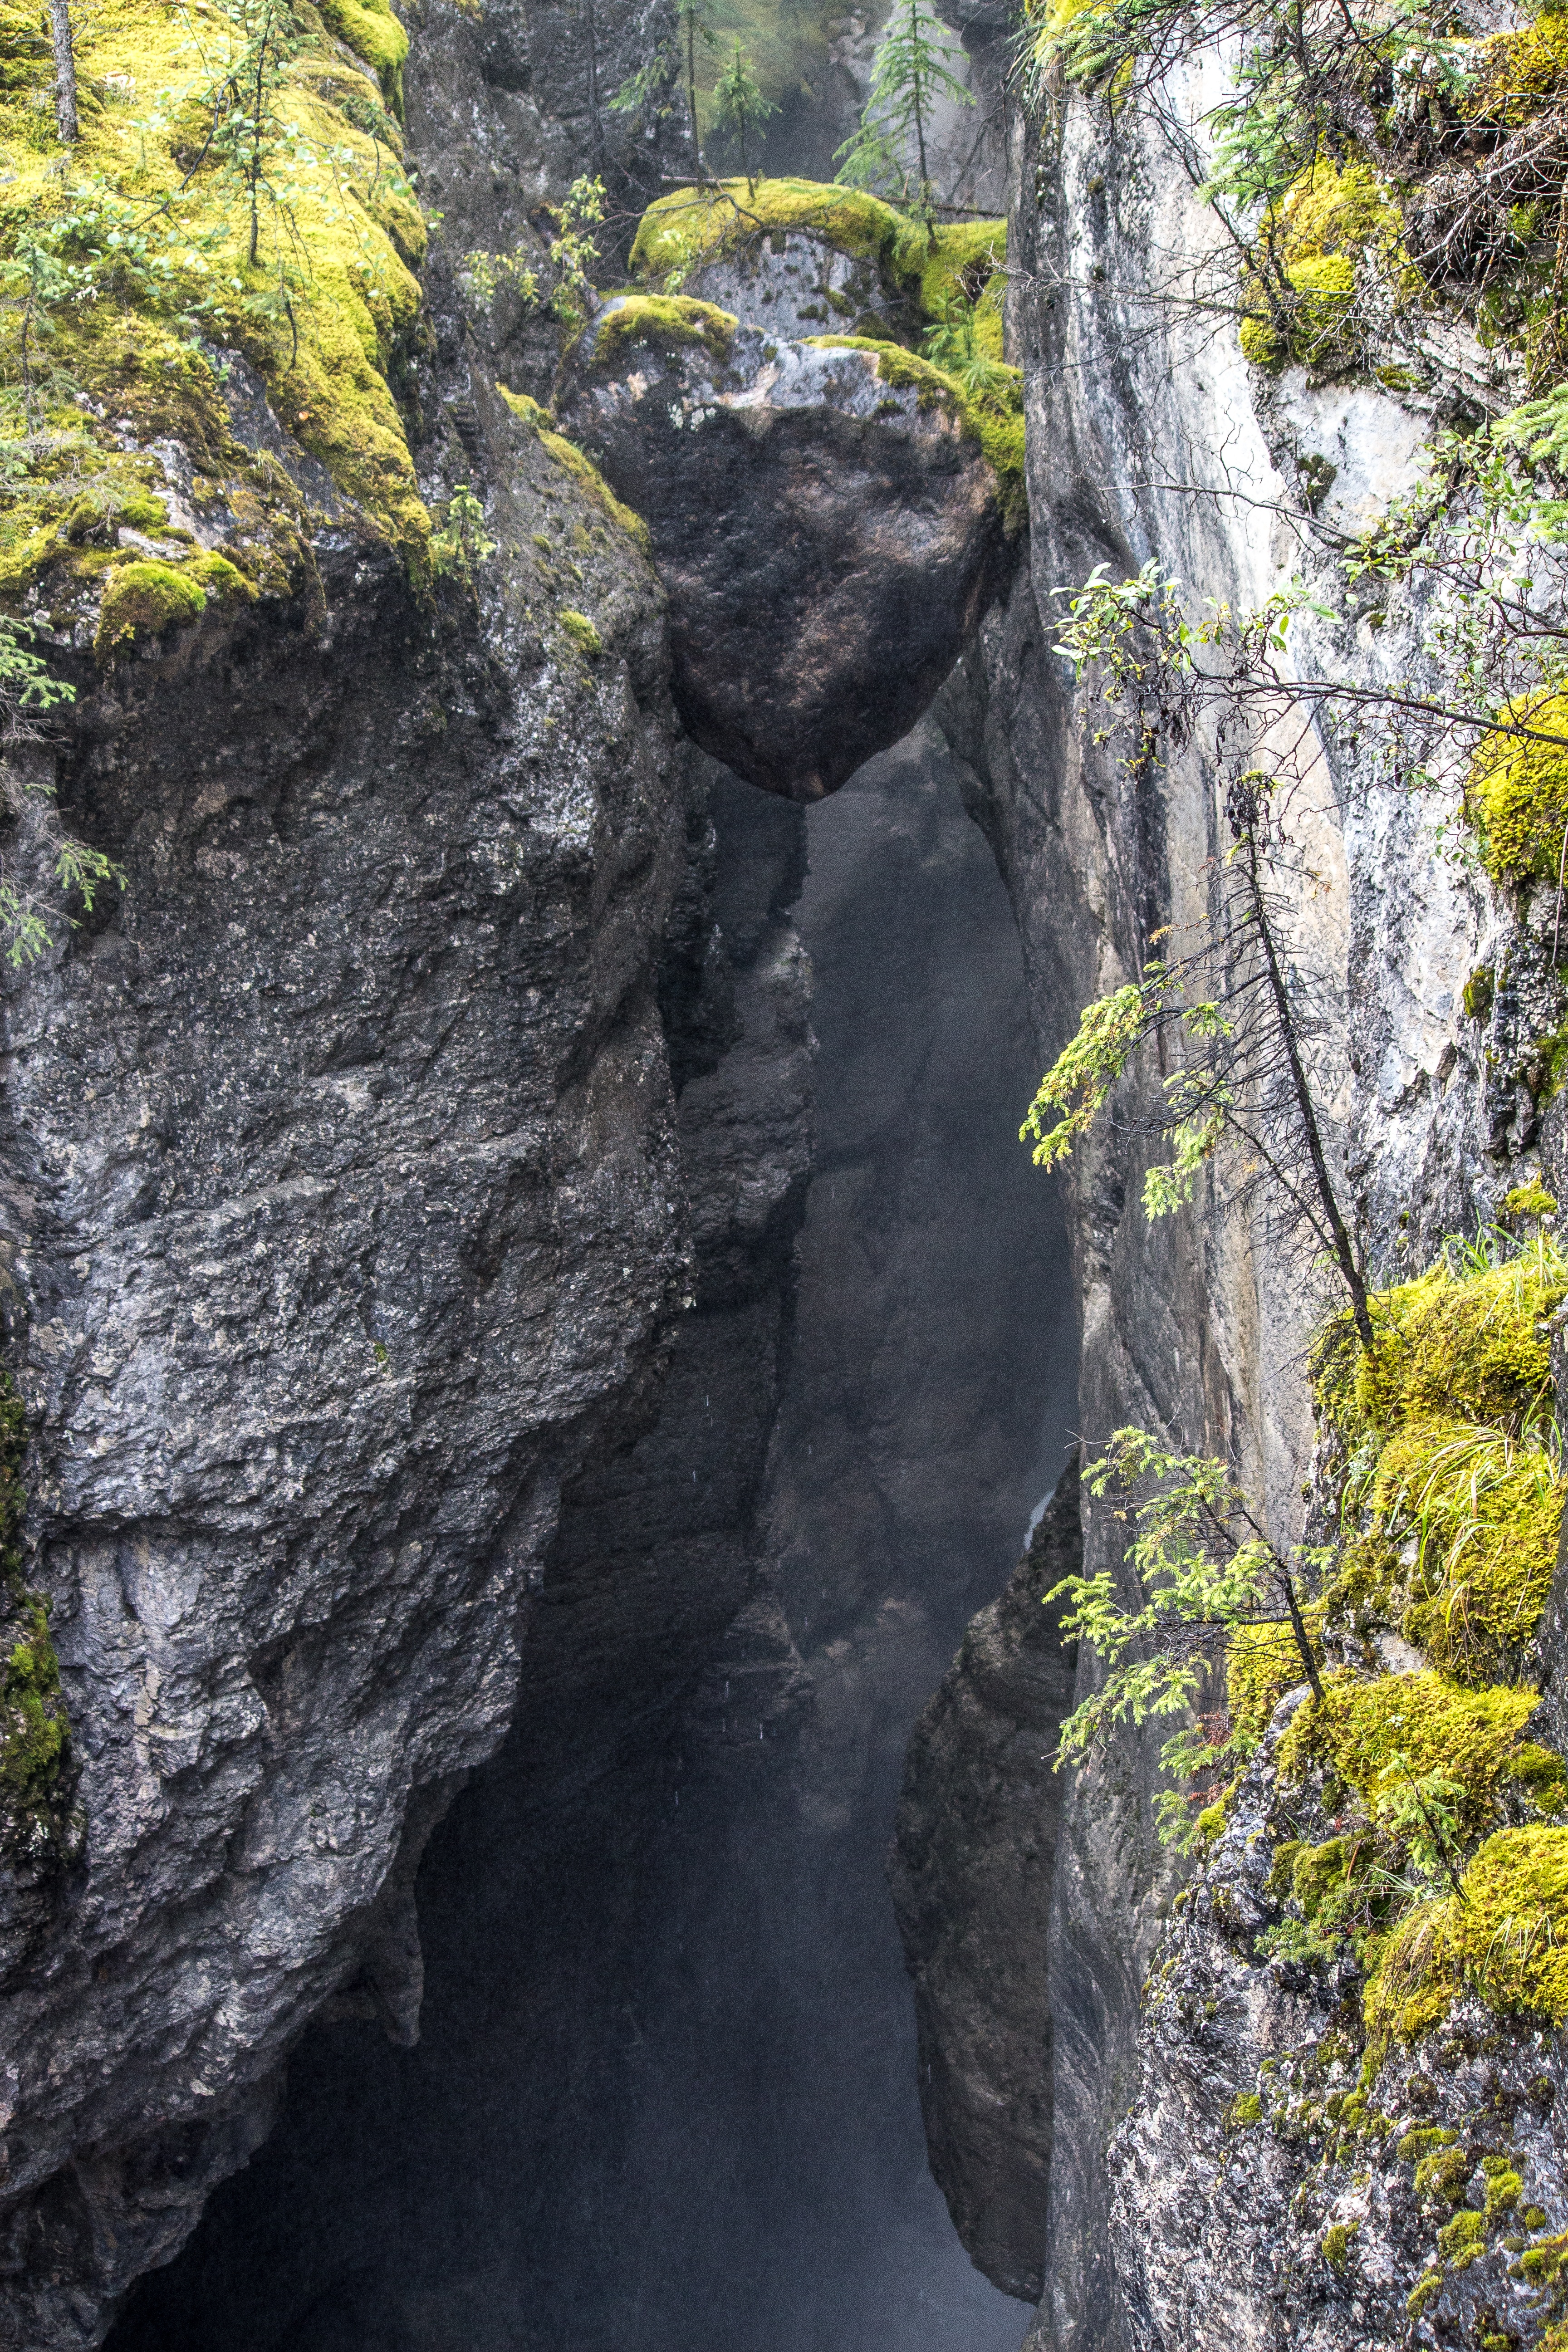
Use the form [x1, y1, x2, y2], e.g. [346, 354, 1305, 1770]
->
[108, 724, 1077, 2352]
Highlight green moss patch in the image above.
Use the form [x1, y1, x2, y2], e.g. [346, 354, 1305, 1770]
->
[1466, 691, 1568, 888]
[588, 294, 738, 368]
[0, 0, 431, 586]
[1312, 1238, 1568, 1681]
[1227, 1612, 1324, 1749]
[1279, 1670, 1562, 1830]
[631, 177, 932, 288]
[1239, 160, 1414, 372]
[559, 607, 602, 658]
[1352, 1242, 1563, 1434]
[94, 559, 207, 659]
[315, 0, 408, 112]
[539, 432, 652, 559]
[915, 218, 1009, 362]
[498, 385, 554, 432]
[1467, 14, 1568, 129]
[1365, 1825, 1568, 2040]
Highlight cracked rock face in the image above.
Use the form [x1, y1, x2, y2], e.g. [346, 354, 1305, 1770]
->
[557, 314, 1014, 801]
[0, 439, 687, 2352]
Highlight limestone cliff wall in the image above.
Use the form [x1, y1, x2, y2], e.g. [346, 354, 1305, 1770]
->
[0, 0, 763, 2338]
[901, 43, 1563, 2352]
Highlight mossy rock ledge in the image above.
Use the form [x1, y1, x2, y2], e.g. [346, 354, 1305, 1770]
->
[556, 296, 1017, 802]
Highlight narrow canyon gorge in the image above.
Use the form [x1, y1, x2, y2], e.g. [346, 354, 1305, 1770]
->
[3, 0, 1568, 2341]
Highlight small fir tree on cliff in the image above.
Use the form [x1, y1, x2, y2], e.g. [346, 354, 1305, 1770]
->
[1047, 1429, 1327, 1817]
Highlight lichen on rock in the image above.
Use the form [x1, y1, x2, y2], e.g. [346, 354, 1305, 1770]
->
[0, 1378, 77, 1869]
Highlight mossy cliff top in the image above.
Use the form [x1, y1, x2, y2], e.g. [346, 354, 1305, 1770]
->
[629, 178, 1008, 357]
[0, 0, 430, 644]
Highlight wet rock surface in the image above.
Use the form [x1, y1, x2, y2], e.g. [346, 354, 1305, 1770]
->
[557, 313, 1015, 801]
[891, 1463, 1082, 2304]
[0, 494, 687, 2349]
[908, 51, 1530, 2352]
[0, 0, 701, 2336]
[107, 724, 1072, 2352]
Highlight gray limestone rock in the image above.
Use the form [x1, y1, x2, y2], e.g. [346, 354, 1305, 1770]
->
[0, 457, 688, 2347]
[890, 1461, 1082, 2303]
[1107, 1695, 1568, 2352]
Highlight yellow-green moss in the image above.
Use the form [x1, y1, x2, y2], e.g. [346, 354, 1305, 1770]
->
[589, 294, 738, 368]
[1407, 2268, 1445, 2317]
[1279, 1669, 1560, 1826]
[1322, 2220, 1359, 2275]
[1467, 13, 1568, 128]
[1240, 162, 1412, 372]
[916, 218, 1009, 362]
[1352, 1242, 1564, 1435]
[498, 385, 555, 432]
[631, 176, 931, 288]
[1484, 2156, 1525, 2219]
[1466, 691, 1568, 887]
[1227, 1613, 1323, 1748]
[0, 0, 431, 582]
[1439, 2208, 1488, 2267]
[498, 382, 652, 557]
[1226, 2091, 1264, 2130]
[187, 551, 260, 605]
[1365, 1825, 1568, 2040]
[629, 177, 1007, 348]
[538, 430, 653, 558]
[1313, 1240, 1568, 1680]
[93, 559, 206, 659]
[559, 607, 602, 658]
[315, 0, 408, 112]
[805, 334, 1026, 528]
[1506, 1181, 1560, 1220]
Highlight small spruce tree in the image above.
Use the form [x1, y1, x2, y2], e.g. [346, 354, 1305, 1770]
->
[710, 44, 775, 190]
[834, 0, 972, 220]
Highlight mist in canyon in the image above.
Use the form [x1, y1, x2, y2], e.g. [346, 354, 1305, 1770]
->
[108, 726, 1074, 2352]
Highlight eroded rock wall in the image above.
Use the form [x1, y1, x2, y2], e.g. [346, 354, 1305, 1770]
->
[0, 0, 730, 2338]
[902, 47, 1540, 2352]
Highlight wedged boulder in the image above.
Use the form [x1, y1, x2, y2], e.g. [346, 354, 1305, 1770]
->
[554, 296, 1019, 801]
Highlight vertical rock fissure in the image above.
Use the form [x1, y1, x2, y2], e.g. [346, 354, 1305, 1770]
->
[106, 726, 1074, 2352]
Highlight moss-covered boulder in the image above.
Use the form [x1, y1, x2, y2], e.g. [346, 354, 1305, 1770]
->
[556, 295, 1018, 800]
[631, 177, 1009, 360]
